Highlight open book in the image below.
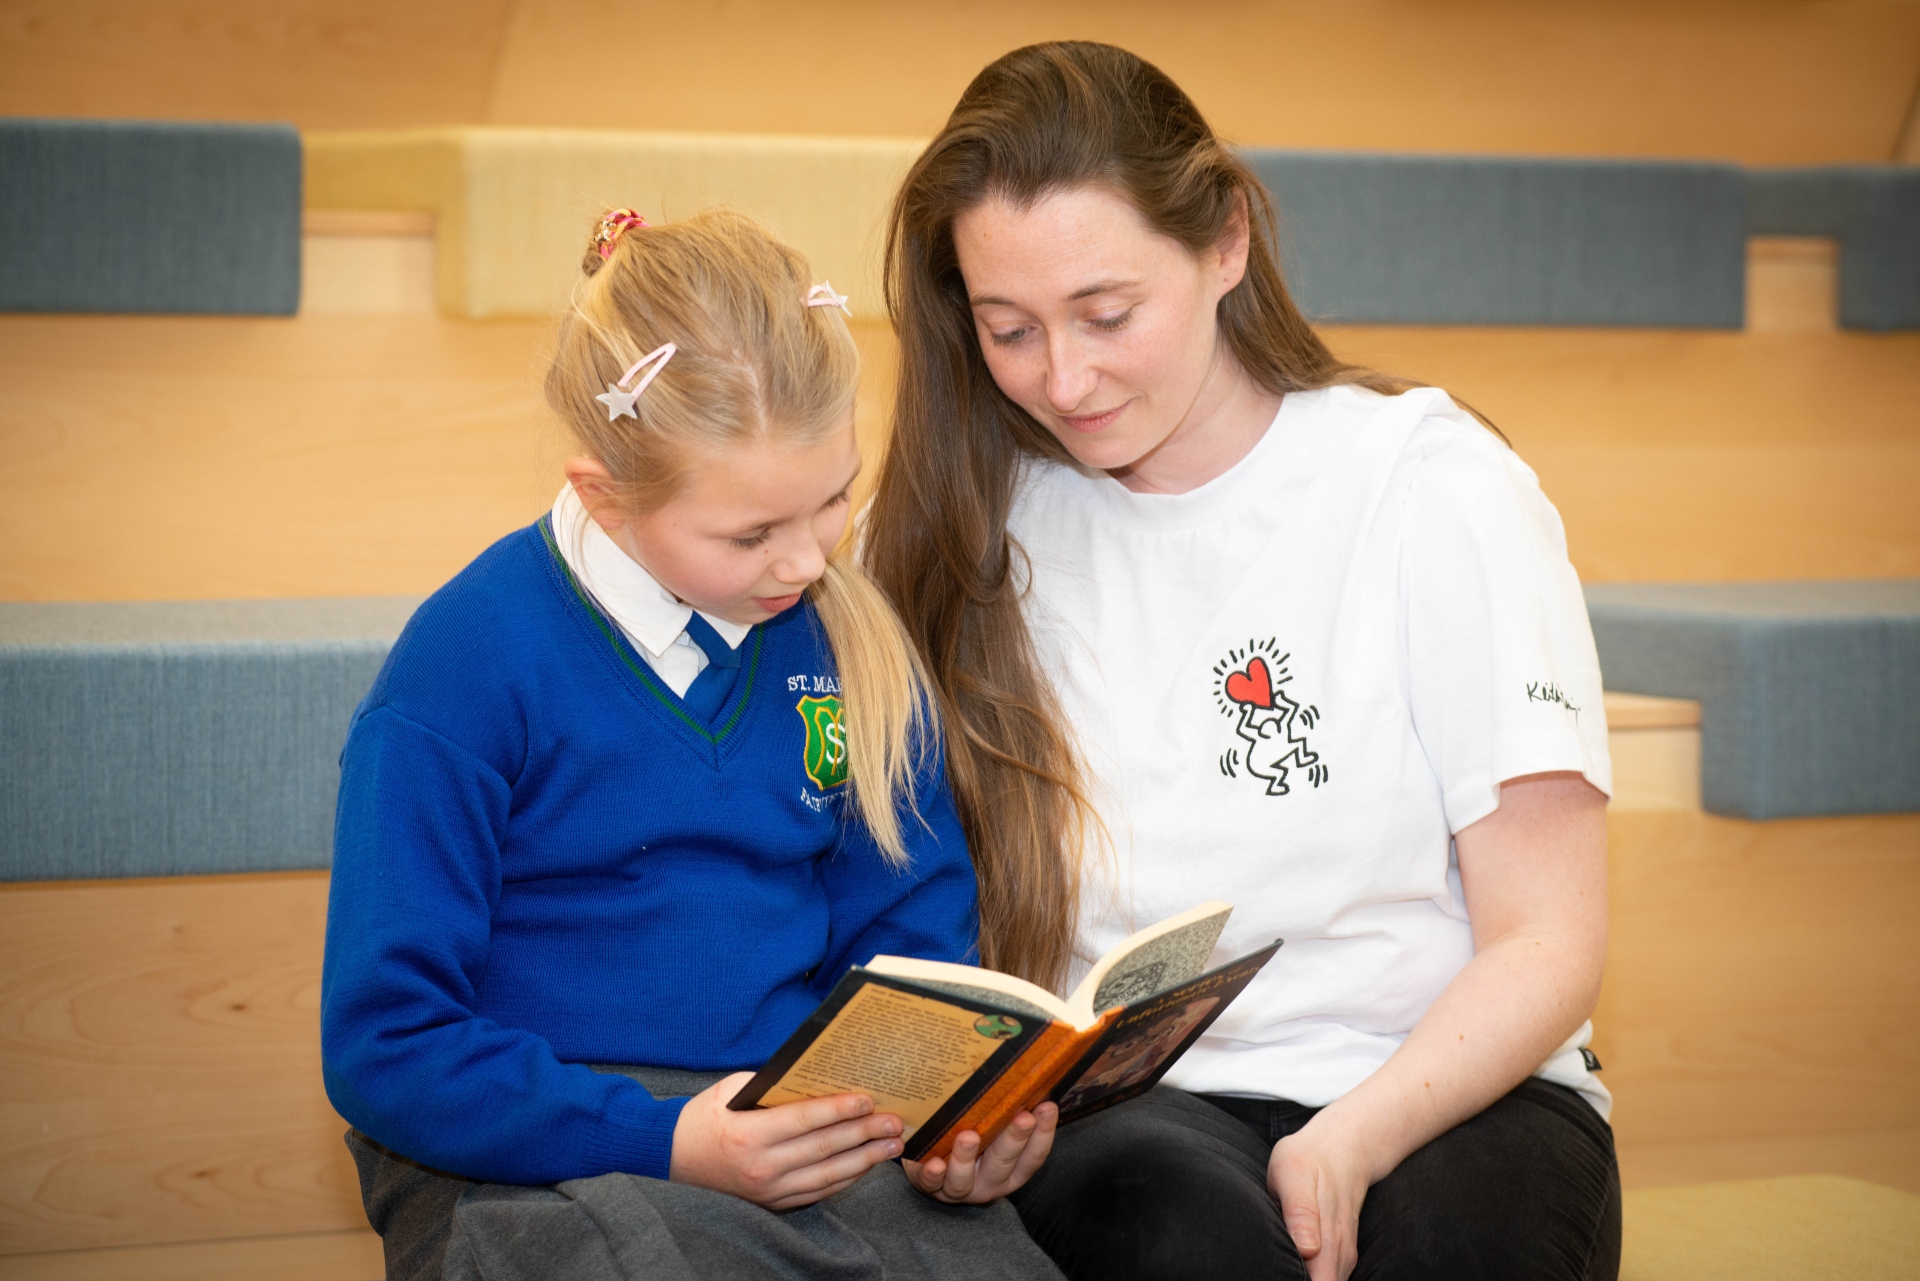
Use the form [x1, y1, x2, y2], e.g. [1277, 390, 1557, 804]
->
[728, 901, 1281, 1162]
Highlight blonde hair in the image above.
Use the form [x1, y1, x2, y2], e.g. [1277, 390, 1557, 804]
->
[546, 208, 935, 867]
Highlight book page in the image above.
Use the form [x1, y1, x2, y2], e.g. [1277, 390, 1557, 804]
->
[865, 954, 1074, 1025]
[1080, 901, 1233, 1016]
[892, 978, 1058, 1023]
[754, 981, 1020, 1135]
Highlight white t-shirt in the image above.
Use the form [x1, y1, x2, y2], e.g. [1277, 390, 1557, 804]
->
[1006, 384, 1613, 1118]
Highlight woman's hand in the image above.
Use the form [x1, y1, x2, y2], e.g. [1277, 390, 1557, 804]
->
[669, 1072, 904, 1210]
[1267, 1112, 1377, 1281]
[1263, 771, 1609, 1278]
[902, 1102, 1058, 1203]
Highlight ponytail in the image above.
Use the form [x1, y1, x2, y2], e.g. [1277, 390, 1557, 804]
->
[808, 555, 937, 867]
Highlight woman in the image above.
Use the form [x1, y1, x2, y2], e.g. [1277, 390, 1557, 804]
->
[870, 42, 1620, 1281]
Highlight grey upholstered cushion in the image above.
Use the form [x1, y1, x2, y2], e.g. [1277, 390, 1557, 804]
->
[1747, 166, 1920, 331]
[1241, 150, 1748, 327]
[1586, 582, 1920, 819]
[0, 599, 417, 881]
[0, 118, 301, 315]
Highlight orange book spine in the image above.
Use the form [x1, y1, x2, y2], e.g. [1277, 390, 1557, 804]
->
[920, 1013, 1114, 1163]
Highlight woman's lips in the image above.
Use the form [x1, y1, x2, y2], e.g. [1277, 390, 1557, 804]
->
[1058, 404, 1126, 434]
[754, 592, 803, 614]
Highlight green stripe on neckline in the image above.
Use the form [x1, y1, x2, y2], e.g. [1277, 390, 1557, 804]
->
[538, 517, 765, 746]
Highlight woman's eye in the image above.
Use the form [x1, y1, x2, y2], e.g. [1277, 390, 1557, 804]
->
[1090, 308, 1134, 332]
[988, 326, 1029, 346]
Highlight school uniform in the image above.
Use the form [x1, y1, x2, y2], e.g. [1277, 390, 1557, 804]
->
[1001, 386, 1621, 1281]
[324, 490, 1062, 1281]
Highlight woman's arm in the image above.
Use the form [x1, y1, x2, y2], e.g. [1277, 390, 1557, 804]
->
[1267, 770, 1608, 1281]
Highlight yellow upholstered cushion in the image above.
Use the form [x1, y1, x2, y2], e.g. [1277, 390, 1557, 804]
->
[305, 127, 923, 321]
[1622, 1175, 1920, 1281]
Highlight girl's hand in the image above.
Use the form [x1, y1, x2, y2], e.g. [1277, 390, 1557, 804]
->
[902, 1102, 1057, 1203]
[1268, 1115, 1374, 1281]
[670, 1072, 904, 1210]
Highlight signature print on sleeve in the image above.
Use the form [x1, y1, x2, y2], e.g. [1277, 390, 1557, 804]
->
[1213, 638, 1328, 797]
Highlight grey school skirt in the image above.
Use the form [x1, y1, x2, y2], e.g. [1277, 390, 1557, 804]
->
[347, 1065, 1065, 1281]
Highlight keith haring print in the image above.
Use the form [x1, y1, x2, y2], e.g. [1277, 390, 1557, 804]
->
[1213, 638, 1328, 797]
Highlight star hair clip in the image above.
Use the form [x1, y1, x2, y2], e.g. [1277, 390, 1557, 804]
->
[805, 281, 851, 314]
[594, 208, 649, 260]
[594, 343, 676, 420]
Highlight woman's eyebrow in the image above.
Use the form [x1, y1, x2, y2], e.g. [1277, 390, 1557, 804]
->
[1067, 277, 1142, 301]
[968, 277, 1144, 308]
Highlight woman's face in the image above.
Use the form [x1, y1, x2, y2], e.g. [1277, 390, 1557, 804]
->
[952, 185, 1249, 479]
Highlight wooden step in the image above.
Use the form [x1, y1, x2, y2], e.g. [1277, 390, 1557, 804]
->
[2, 1228, 382, 1281]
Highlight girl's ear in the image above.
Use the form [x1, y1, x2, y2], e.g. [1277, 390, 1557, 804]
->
[564, 455, 628, 533]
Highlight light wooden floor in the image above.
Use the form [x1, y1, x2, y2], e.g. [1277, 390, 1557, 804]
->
[0, 1229, 382, 1281]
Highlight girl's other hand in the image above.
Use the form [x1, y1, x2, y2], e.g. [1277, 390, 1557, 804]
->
[670, 1072, 904, 1210]
[1268, 1119, 1372, 1281]
[902, 1102, 1057, 1203]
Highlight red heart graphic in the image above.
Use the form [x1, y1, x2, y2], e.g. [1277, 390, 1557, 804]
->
[1224, 656, 1273, 708]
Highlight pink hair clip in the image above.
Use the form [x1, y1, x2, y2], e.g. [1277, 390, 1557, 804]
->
[805, 281, 851, 314]
[594, 208, 649, 261]
[594, 343, 676, 420]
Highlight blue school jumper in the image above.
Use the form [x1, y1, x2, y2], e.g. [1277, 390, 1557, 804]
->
[321, 519, 978, 1186]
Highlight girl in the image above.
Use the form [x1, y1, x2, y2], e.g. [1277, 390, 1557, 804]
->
[867, 43, 1618, 1281]
[322, 209, 1058, 1281]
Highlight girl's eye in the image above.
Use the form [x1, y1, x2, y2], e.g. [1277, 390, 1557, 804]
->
[730, 530, 772, 550]
[826, 488, 851, 508]
[1090, 308, 1135, 333]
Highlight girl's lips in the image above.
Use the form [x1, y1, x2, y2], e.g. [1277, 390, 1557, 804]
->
[1059, 404, 1125, 434]
[755, 593, 803, 614]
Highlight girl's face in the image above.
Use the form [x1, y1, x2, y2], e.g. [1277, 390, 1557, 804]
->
[569, 419, 860, 628]
[952, 185, 1252, 487]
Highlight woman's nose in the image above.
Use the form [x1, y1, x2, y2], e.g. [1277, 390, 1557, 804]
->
[1044, 331, 1098, 412]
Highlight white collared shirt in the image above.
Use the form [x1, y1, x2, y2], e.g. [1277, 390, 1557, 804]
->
[549, 485, 749, 697]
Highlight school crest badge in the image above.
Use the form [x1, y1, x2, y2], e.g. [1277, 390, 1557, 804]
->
[1212, 638, 1328, 797]
[796, 695, 848, 790]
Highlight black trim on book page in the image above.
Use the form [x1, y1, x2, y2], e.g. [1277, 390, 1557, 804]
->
[728, 969, 1047, 1162]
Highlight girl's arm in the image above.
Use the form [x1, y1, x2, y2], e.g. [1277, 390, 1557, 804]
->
[1265, 770, 1608, 1281]
[324, 706, 902, 1198]
[323, 706, 690, 1184]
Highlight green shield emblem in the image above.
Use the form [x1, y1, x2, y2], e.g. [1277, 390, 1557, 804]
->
[796, 695, 848, 791]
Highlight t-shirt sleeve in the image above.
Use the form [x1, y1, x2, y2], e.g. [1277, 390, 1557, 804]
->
[1399, 422, 1612, 835]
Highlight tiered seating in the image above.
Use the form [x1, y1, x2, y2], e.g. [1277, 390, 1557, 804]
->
[0, 599, 416, 882]
[304, 128, 920, 320]
[1748, 166, 1920, 331]
[0, 118, 301, 315]
[1242, 151, 1747, 326]
[1587, 581, 1920, 818]
[4, 120, 1916, 1277]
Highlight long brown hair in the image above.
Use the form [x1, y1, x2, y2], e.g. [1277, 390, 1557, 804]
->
[865, 42, 1417, 989]
[548, 208, 936, 867]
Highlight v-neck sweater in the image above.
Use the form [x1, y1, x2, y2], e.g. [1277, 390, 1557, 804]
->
[321, 520, 978, 1186]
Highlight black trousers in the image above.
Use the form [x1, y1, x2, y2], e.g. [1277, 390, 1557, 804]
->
[1010, 1078, 1620, 1281]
